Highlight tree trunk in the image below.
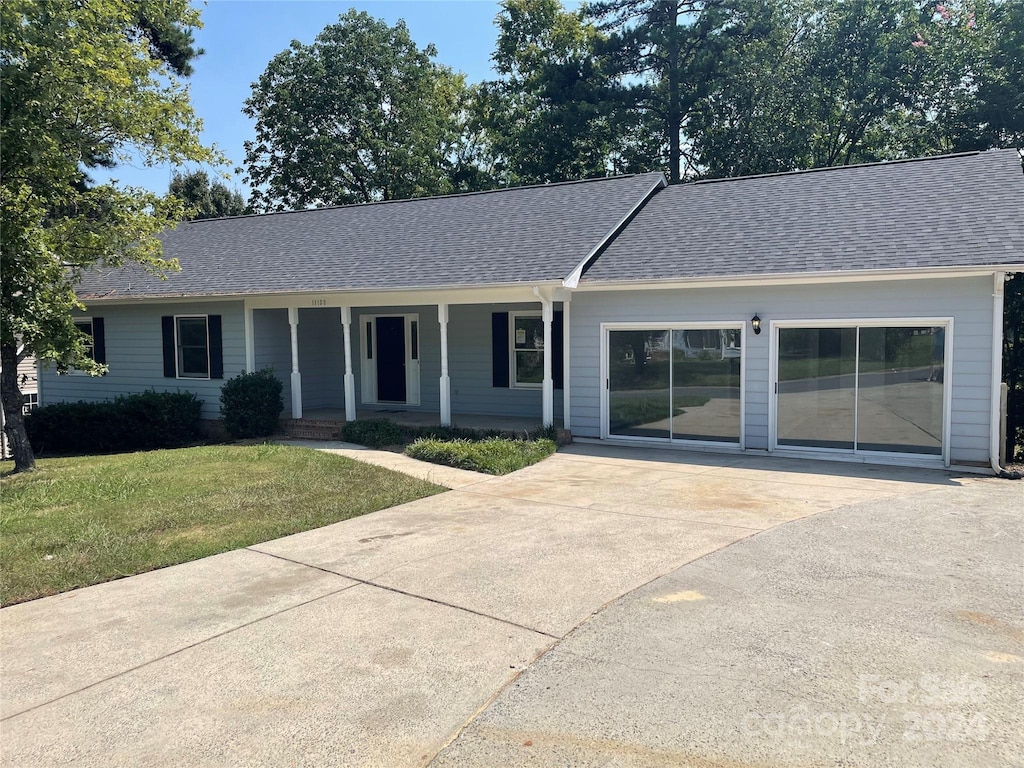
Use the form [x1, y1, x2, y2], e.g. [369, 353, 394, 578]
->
[1, 341, 35, 472]
[666, 1, 682, 183]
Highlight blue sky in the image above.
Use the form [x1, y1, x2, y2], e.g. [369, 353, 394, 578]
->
[99, 1, 508, 194]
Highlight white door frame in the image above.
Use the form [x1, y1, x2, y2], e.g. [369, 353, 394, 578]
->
[360, 313, 421, 406]
[600, 321, 746, 449]
[768, 317, 954, 467]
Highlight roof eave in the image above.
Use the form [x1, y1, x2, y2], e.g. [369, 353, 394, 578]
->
[575, 264, 1024, 291]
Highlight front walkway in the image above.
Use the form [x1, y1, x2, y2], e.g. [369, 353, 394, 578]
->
[278, 439, 492, 489]
[0, 446, 986, 767]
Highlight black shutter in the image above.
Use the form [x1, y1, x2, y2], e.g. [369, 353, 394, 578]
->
[492, 312, 509, 388]
[161, 316, 176, 377]
[208, 315, 223, 379]
[552, 311, 564, 390]
[92, 317, 106, 365]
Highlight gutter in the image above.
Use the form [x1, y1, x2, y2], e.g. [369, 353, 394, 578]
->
[990, 271, 1022, 479]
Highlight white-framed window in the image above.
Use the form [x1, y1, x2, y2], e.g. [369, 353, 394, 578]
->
[175, 315, 210, 379]
[510, 312, 544, 388]
[74, 319, 96, 361]
[22, 392, 38, 414]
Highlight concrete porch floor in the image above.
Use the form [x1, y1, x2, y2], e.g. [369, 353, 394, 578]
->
[300, 407, 558, 433]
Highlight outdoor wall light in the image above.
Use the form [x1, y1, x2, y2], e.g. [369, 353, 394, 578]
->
[751, 314, 762, 335]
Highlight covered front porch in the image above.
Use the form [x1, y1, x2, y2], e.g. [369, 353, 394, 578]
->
[242, 285, 571, 435]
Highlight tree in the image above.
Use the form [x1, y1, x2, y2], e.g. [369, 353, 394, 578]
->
[168, 170, 246, 220]
[475, 0, 626, 184]
[684, 0, 813, 177]
[1, 0, 218, 472]
[242, 11, 469, 210]
[590, 0, 734, 182]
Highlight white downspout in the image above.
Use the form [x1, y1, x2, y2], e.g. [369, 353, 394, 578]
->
[989, 271, 1015, 477]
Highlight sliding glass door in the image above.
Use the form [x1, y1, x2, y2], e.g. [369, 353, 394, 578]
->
[778, 328, 857, 450]
[607, 326, 742, 444]
[776, 324, 946, 457]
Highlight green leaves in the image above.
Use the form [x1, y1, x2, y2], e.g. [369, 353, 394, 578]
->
[242, 10, 468, 210]
[1, 0, 218, 469]
[476, 0, 626, 185]
[168, 170, 246, 220]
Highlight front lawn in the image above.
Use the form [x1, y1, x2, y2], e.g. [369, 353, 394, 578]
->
[0, 444, 443, 606]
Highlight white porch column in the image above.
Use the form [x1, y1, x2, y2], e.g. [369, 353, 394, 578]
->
[243, 302, 255, 373]
[562, 294, 571, 431]
[541, 295, 554, 428]
[341, 307, 356, 422]
[288, 306, 302, 419]
[438, 303, 451, 426]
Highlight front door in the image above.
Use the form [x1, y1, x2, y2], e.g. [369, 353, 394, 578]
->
[375, 317, 407, 402]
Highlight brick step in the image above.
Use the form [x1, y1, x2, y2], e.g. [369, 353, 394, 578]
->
[278, 419, 345, 441]
[279, 419, 346, 429]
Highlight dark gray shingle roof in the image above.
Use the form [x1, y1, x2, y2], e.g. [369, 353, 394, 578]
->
[78, 172, 664, 299]
[582, 150, 1024, 284]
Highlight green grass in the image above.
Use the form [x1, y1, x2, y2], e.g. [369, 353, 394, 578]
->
[405, 437, 557, 475]
[0, 444, 444, 606]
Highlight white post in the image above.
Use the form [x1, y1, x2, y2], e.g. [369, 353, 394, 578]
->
[562, 295, 571, 431]
[541, 295, 554, 428]
[438, 303, 451, 426]
[288, 306, 302, 419]
[244, 302, 255, 373]
[341, 307, 356, 422]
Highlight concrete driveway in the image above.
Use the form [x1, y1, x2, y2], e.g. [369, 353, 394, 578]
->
[1, 445, 1014, 767]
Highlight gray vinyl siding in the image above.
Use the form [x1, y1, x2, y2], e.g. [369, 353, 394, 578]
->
[298, 308, 346, 410]
[40, 300, 245, 419]
[253, 308, 294, 412]
[569, 277, 994, 465]
[448, 303, 562, 420]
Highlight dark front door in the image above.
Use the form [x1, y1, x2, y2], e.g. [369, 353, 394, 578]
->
[375, 317, 407, 402]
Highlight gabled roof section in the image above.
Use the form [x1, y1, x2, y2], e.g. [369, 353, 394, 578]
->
[582, 150, 1024, 284]
[77, 172, 666, 300]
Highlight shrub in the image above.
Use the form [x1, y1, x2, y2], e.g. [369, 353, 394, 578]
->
[405, 437, 556, 475]
[25, 391, 203, 455]
[340, 418, 404, 448]
[220, 369, 284, 438]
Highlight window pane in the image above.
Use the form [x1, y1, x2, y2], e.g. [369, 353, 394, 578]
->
[177, 317, 207, 347]
[608, 330, 671, 439]
[514, 317, 544, 350]
[515, 350, 543, 384]
[72, 321, 95, 362]
[857, 327, 944, 455]
[179, 347, 209, 378]
[176, 317, 209, 377]
[671, 329, 741, 442]
[777, 328, 857, 449]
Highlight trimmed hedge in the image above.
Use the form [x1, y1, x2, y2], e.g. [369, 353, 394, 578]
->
[220, 369, 284, 438]
[406, 437, 557, 475]
[339, 418, 559, 449]
[25, 391, 203, 455]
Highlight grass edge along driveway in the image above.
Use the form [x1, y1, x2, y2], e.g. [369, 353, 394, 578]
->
[0, 444, 444, 606]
